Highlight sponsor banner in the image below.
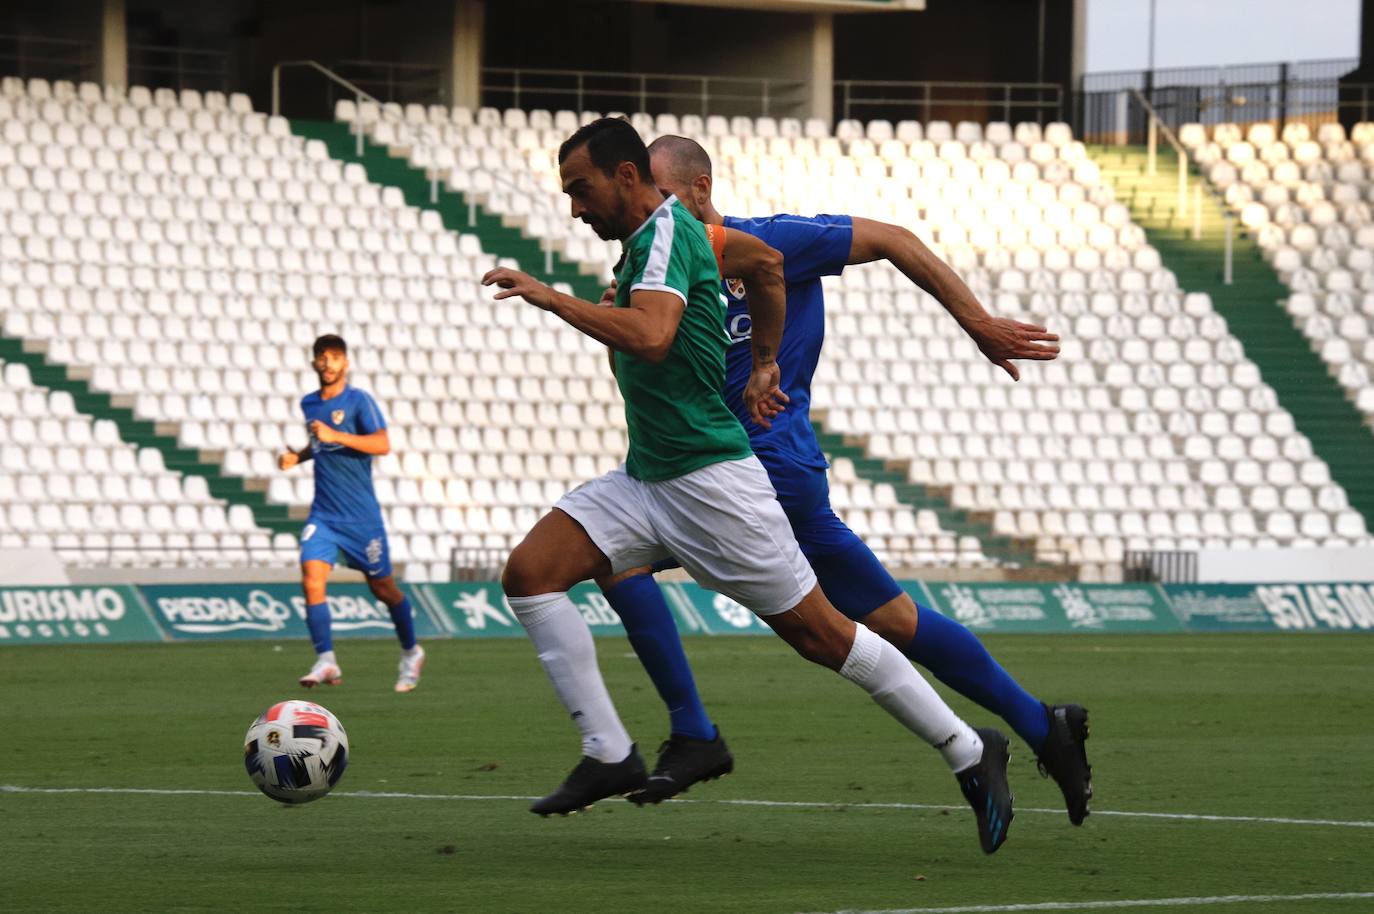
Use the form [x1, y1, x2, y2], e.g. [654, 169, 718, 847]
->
[0, 586, 162, 644]
[421, 581, 778, 638]
[1166, 583, 1374, 632]
[419, 582, 631, 638]
[925, 582, 1181, 633]
[142, 583, 444, 641]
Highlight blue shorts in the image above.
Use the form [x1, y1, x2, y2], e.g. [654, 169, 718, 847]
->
[650, 451, 902, 620]
[299, 517, 392, 579]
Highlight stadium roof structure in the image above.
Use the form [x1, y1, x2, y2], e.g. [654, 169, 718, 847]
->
[621, 0, 925, 12]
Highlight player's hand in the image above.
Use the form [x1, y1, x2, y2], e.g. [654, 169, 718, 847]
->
[278, 451, 299, 471]
[966, 316, 1061, 382]
[309, 420, 340, 444]
[597, 280, 618, 307]
[482, 267, 556, 310]
[743, 362, 789, 429]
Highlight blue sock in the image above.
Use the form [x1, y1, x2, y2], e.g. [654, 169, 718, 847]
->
[907, 604, 1050, 752]
[387, 597, 417, 651]
[603, 573, 716, 742]
[305, 601, 333, 654]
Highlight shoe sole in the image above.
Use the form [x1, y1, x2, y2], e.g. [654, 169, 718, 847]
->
[980, 731, 1014, 854]
[1065, 706, 1092, 826]
[535, 787, 646, 817]
[299, 677, 342, 688]
[627, 755, 735, 806]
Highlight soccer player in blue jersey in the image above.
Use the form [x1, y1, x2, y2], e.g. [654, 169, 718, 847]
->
[594, 135, 1092, 824]
[277, 334, 426, 693]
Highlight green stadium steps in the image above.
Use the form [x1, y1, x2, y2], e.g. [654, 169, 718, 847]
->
[809, 419, 1043, 569]
[1089, 145, 1374, 529]
[289, 120, 605, 302]
[0, 336, 297, 536]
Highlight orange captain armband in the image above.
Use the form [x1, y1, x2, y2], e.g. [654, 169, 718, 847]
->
[703, 222, 727, 276]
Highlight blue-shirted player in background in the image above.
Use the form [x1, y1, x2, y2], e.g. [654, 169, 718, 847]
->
[278, 334, 426, 693]
[597, 136, 1092, 824]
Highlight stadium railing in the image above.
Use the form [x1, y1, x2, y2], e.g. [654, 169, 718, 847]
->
[834, 79, 1064, 126]
[0, 33, 94, 85]
[1123, 549, 1199, 584]
[1081, 57, 1373, 141]
[481, 67, 809, 121]
[127, 44, 231, 95]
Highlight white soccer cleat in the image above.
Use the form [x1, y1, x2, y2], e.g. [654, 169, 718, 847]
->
[299, 660, 343, 688]
[395, 645, 426, 693]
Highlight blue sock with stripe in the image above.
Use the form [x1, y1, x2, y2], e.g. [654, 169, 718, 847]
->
[388, 597, 417, 651]
[305, 601, 333, 654]
[603, 573, 716, 742]
[907, 604, 1050, 752]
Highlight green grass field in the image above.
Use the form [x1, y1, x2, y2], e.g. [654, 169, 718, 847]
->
[2, 633, 1372, 914]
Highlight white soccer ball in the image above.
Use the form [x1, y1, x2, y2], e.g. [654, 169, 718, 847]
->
[243, 700, 350, 804]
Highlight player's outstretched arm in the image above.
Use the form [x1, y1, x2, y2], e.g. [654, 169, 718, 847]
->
[483, 267, 684, 364]
[720, 230, 789, 427]
[278, 445, 312, 471]
[310, 422, 391, 455]
[848, 217, 1060, 381]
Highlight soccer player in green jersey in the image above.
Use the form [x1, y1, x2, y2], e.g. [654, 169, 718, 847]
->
[482, 118, 1015, 854]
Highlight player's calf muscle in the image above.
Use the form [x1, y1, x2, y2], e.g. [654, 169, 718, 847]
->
[764, 590, 856, 670]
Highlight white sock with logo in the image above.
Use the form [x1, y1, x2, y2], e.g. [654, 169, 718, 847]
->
[508, 592, 633, 764]
[839, 624, 984, 772]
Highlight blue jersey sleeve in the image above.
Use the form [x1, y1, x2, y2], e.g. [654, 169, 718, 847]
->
[725, 214, 852, 283]
[354, 391, 387, 434]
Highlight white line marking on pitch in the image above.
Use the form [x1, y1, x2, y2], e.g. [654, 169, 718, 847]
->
[798, 892, 1374, 914]
[3, 785, 1372, 830]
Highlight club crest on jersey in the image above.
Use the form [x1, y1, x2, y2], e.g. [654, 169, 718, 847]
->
[330, 409, 345, 426]
[724, 278, 747, 300]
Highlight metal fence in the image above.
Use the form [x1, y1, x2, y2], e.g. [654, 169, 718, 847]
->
[836, 79, 1064, 125]
[1080, 57, 1367, 143]
[1123, 550, 1198, 585]
[128, 44, 230, 94]
[0, 33, 94, 84]
[331, 58, 445, 107]
[482, 67, 808, 119]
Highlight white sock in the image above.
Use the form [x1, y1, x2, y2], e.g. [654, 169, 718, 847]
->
[316, 650, 337, 666]
[403, 645, 422, 657]
[508, 592, 633, 764]
[839, 624, 984, 772]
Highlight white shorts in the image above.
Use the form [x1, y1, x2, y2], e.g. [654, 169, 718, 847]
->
[555, 456, 818, 616]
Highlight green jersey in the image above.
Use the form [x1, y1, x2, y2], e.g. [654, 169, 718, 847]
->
[613, 195, 753, 482]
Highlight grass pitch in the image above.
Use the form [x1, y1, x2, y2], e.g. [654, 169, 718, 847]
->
[2, 633, 1372, 914]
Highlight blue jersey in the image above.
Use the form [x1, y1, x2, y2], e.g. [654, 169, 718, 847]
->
[720, 213, 853, 469]
[301, 385, 387, 526]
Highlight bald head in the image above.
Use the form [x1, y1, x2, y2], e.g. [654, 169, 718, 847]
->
[648, 134, 712, 185]
[647, 135, 716, 222]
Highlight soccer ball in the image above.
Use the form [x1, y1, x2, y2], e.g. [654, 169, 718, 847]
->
[243, 700, 349, 804]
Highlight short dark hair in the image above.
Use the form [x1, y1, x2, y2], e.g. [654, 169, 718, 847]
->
[312, 334, 347, 357]
[558, 117, 653, 185]
[647, 135, 713, 186]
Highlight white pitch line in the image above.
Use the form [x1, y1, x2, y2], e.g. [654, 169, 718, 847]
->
[3, 785, 1372, 830]
[799, 892, 1374, 914]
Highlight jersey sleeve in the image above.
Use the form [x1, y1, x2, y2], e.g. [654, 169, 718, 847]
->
[626, 209, 691, 304]
[703, 223, 727, 276]
[729, 214, 853, 283]
[355, 391, 387, 434]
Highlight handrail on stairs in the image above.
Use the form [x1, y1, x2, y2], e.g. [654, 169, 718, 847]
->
[1128, 87, 1234, 284]
[271, 59, 560, 276]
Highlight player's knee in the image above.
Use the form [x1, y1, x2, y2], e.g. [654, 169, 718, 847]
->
[368, 576, 403, 604]
[792, 629, 850, 670]
[501, 546, 545, 597]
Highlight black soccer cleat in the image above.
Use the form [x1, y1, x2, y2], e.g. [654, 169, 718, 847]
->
[530, 746, 647, 817]
[1036, 703, 1092, 826]
[956, 727, 1014, 855]
[628, 728, 735, 806]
